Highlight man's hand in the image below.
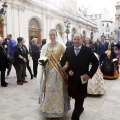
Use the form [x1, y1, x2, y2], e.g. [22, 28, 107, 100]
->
[82, 74, 90, 82]
[23, 58, 27, 62]
[69, 70, 74, 76]
[62, 64, 68, 71]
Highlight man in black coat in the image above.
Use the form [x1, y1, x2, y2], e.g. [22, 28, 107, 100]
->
[31, 38, 40, 77]
[66, 39, 73, 47]
[92, 40, 98, 53]
[61, 34, 99, 120]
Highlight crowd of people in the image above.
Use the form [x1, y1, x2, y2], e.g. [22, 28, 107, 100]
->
[0, 34, 41, 87]
[0, 31, 120, 120]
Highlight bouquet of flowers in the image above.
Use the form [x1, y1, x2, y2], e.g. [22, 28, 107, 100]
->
[38, 57, 48, 102]
[38, 57, 48, 67]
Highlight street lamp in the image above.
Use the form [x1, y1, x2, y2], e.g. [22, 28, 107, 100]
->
[90, 28, 94, 41]
[64, 19, 71, 41]
[0, 3, 8, 15]
[91, 28, 94, 32]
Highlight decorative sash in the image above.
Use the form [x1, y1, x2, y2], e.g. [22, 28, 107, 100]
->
[48, 51, 68, 91]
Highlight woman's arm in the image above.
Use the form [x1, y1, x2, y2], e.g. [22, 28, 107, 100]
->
[60, 48, 70, 74]
[14, 46, 27, 62]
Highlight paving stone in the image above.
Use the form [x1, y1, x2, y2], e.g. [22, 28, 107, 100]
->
[0, 61, 120, 120]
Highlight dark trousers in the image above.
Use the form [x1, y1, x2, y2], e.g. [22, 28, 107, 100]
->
[100, 54, 104, 65]
[72, 97, 84, 120]
[0, 70, 6, 85]
[33, 59, 38, 76]
[26, 61, 33, 76]
[7, 55, 16, 75]
[16, 63, 26, 82]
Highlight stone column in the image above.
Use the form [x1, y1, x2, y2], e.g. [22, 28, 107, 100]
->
[42, 14, 47, 39]
[46, 15, 52, 38]
[15, 9, 19, 40]
[46, 16, 49, 38]
[6, 5, 14, 37]
[23, 9, 29, 44]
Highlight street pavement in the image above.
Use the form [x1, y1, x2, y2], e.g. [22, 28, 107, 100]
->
[0, 64, 120, 120]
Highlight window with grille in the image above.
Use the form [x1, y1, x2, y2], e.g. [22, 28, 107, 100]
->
[29, 18, 40, 28]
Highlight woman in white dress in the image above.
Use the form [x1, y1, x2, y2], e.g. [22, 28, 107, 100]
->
[37, 29, 70, 119]
[86, 40, 106, 95]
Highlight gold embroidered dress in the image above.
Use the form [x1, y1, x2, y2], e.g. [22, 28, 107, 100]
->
[38, 41, 70, 118]
[87, 68, 106, 95]
[87, 53, 106, 95]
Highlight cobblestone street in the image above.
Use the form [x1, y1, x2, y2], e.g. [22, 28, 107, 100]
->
[0, 65, 120, 120]
[0, 0, 119, 120]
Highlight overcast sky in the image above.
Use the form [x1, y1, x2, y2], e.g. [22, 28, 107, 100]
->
[77, 0, 119, 19]
[33, 0, 119, 19]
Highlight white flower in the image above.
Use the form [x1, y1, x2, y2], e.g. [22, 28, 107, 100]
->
[4, 45, 7, 48]
[38, 57, 48, 67]
[39, 57, 48, 61]
[112, 58, 118, 62]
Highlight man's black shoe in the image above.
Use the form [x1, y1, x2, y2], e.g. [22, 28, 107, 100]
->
[5, 82, 8, 85]
[81, 107, 84, 113]
[1, 84, 7, 87]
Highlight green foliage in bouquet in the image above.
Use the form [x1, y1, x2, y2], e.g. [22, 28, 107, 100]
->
[39, 59, 48, 67]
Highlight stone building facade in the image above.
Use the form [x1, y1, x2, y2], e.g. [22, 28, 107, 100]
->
[101, 20, 114, 40]
[115, 2, 120, 40]
[0, 0, 98, 44]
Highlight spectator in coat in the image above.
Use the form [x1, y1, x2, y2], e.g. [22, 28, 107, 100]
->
[7, 34, 16, 77]
[14, 37, 28, 85]
[0, 37, 9, 87]
[66, 39, 73, 47]
[31, 38, 40, 78]
[98, 35, 108, 64]
[23, 39, 33, 79]
[2, 38, 8, 53]
[92, 40, 98, 54]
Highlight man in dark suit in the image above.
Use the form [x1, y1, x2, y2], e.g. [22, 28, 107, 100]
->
[61, 34, 99, 120]
[31, 38, 40, 77]
[98, 35, 108, 64]
[66, 39, 73, 47]
[92, 40, 98, 53]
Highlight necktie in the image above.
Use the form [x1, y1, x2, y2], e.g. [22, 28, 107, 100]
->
[75, 48, 80, 56]
[102, 42, 105, 49]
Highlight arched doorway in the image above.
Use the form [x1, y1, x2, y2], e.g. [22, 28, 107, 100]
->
[72, 28, 76, 40]
[56, 24, 63, 38]
[83, 31, 86, 42]
[29, 18, 41, 44]
[90, 32, 93, 41]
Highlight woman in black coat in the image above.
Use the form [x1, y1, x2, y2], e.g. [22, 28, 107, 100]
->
[0, 37, 9, 87]
[14, 37, 28, 85]
[101, 44, 119, 79]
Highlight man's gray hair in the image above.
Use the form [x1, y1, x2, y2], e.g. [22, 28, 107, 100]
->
[32, 38, 38, 43]
[74, 34, 83, 40]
